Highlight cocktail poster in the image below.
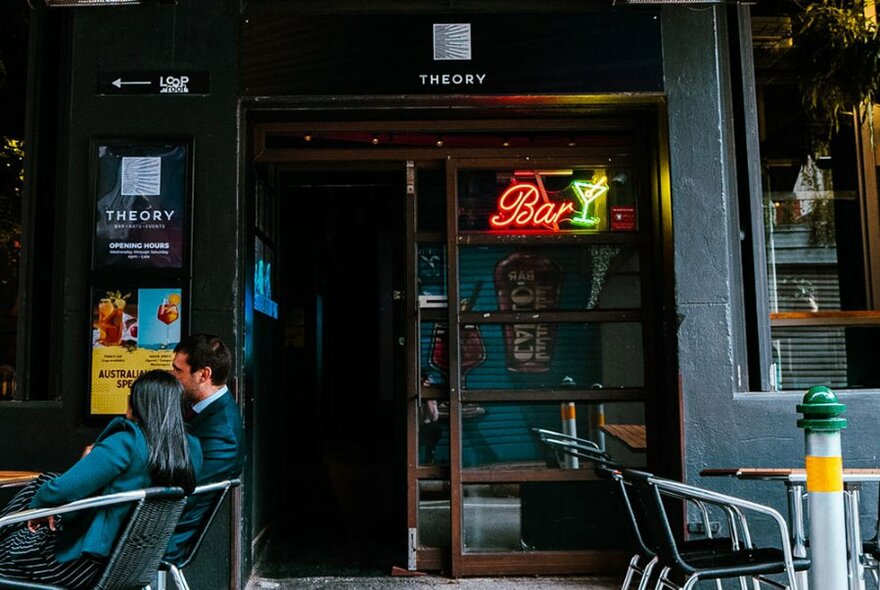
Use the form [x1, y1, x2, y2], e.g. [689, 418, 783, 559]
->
[89, 286, 183, 415]
[93, 142, 189, 270]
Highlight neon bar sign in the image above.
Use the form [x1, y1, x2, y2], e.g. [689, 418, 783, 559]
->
[489, 175, 608, 231]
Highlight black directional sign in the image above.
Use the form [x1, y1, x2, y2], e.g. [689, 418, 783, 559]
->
[97, 72, 210, 96]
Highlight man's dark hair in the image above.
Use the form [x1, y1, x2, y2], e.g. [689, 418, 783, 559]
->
[174, 333, 231, 386]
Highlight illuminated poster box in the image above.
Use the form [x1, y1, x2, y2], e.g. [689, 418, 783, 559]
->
[89, 285, 183, 415]
[93, 141, 189, 271]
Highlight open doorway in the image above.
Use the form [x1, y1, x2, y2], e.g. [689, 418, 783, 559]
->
[252, 164, 407, 577]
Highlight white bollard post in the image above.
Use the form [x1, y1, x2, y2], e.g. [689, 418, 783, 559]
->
[797, 385, 848, 590]
[561, 402, 579, 469]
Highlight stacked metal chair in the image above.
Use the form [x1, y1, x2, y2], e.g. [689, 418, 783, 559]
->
[532, 428, 795, 590]
[622, 469, 811, 590]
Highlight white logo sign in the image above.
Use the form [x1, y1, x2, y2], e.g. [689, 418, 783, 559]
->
[433, 23, 472, 61]
[121, 157, 161, 196]
[159, 75, 190, 94]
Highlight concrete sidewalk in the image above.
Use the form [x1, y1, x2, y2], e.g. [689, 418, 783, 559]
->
[247, 575, 622, 589]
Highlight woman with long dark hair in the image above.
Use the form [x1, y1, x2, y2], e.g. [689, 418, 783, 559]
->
[0, 369, 202, 589]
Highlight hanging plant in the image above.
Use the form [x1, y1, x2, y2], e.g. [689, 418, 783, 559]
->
[0, 137, 22, 272]
[793, 0, 880, 133]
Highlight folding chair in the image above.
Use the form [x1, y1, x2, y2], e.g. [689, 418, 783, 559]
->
[157, 478, 241, 590]
[622, 469, 810, 590]
[0, 486, 187, 590]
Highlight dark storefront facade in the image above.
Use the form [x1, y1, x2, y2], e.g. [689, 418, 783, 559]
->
[3, 0, 880, 587]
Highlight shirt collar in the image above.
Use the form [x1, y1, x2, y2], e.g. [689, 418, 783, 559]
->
[192, 385, 228, 414]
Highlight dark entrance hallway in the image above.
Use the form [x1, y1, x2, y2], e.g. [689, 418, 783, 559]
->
[253, 167, 407, 577]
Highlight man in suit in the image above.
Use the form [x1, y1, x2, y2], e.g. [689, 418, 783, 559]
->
[165, 333, 244, 562]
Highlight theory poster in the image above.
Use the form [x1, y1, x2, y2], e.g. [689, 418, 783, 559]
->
[93, 142, 188, 270]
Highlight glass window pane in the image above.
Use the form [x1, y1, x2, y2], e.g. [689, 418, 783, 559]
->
[461, 401, 646, 469]
[419, 400, 449, 466]
[418, 243, 447, 306]
[420, 321, 643, 391]
[460, 245, 641, 312]
[753, 5, 880, 391]
[771, 326, 880, 390]
[765, 172, 864, 313]
[462, 481, 631, 553]
[417, 167, 446, 233]
[418, 480, 450, 548]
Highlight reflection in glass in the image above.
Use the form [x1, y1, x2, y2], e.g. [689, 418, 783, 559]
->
[764, 158, 857, 315]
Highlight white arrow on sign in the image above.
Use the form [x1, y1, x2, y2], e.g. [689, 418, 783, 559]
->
[112, 78, 151, 89]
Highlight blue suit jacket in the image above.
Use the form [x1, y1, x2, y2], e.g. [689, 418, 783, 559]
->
[30, 417, 203, 563]
[165, 390, 244, 562]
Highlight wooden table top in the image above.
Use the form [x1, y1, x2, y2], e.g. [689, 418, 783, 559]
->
[599, 423, 647, 452]
[0, 470, 40, 487]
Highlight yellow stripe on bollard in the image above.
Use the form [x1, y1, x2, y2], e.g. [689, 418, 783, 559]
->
[561, 403, 576, 421]
[805, 455, 843, 492]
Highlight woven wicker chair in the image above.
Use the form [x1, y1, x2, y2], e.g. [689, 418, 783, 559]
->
[0, 486, 186, 590]
[157, 478, 241, 590]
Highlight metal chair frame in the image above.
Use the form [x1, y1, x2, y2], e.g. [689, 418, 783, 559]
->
[623, 470, 808, 590]
[532, 429, 737, 590]
[157, 478, 241, 590]
[0, 486, 186, 590]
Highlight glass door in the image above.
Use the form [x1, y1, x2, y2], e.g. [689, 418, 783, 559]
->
[407, 155, 658, 576]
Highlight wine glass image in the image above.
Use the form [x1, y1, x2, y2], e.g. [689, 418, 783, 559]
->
[428, 280, 487, 388]
[156, 293, 181, 349]
[428, 323, 487, 389]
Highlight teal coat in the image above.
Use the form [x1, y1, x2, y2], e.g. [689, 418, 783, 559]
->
[29, 417, 203, 563]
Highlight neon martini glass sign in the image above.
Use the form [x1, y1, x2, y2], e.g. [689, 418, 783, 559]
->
[488, 173, 609, 231]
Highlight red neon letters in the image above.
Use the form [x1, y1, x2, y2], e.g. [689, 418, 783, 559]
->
[489, 182, 575, 230]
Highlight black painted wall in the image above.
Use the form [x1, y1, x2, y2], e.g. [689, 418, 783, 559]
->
[0, 1, 243, 587]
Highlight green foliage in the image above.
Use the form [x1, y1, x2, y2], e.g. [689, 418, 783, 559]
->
[794, 0, 880, 132]
[0, 137, 23, 270]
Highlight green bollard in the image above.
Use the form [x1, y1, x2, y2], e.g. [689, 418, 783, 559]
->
[797, 386, 848, 590]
